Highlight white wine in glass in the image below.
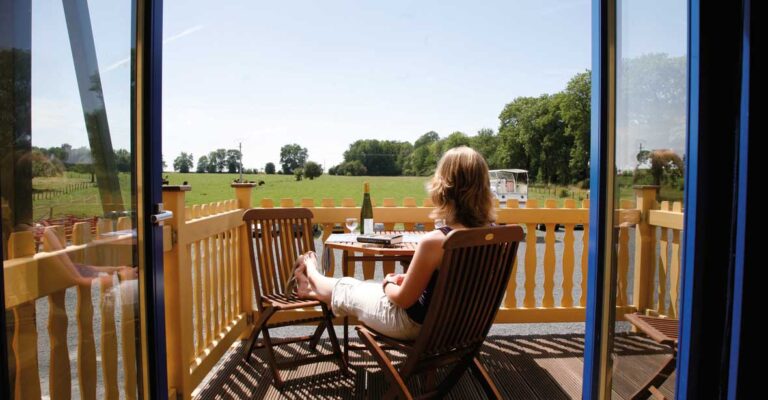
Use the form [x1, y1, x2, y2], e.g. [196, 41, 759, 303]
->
[345, 217, 359, 233]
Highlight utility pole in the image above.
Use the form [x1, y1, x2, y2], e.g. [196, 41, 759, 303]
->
[239, 142, 243, 183]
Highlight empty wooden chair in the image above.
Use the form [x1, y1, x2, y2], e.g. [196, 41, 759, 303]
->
[356, 225, 523, 399]
[624, 313, 679, 400]
[242, 208, 347, 388]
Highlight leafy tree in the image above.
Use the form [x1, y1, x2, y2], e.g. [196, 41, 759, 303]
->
[65, 146, 92, 164]
[279, 144, 308, 174]
[30, 149, 64, 177]
[114, 149, 131, 172]
[332, 160, 367, 176]
[407, 131, 440, 176]
[214, 149, 227, 172]
[293, 168, 303, 181]
[196, 155, 209, 173]
[206, 159, 218, 173]
[636, 149, 684, 187]
[206, 149, 227, 173]
[265, 162, 276, 174]
[303, 161, 323, 179]
[414, 131, 439, 148]
[443, 131, 471, 150]
[46, 145, 70, 163]
[206, 152, 218, 172]
[173, 152, 194, 173]
[226, 149, 242, 173]
[471, 128, 501, 168]
[343, 139, 410, 176]
[560, 71, 591, 183]
[498, 94, 571, 184]
[61, 144, 72, 161]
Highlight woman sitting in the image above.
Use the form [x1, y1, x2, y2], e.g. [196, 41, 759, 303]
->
[294, 146, 496, 340]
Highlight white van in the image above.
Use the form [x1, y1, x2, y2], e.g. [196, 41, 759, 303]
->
[488, 169, 528, 207]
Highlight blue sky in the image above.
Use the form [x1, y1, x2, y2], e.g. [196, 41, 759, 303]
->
[30, 0, 686, 170]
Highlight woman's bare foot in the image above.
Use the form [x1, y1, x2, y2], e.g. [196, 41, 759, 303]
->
[294, 256, 317, 299]
[303, 251, 322, 279]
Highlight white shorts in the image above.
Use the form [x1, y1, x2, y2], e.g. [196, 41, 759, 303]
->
[331, 277, 421, 341]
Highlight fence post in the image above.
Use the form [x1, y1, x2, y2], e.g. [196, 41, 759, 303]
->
[633, 185, 658, 313]
[232, 183, 256, 330]
[161, 185, 192, 398]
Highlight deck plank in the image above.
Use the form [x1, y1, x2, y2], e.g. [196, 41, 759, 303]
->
[194, 333, 676, 399]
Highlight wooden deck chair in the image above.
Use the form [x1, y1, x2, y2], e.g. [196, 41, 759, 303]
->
[624, 314, 679, 400]
[242, 208, 347, 388]
[356, 225, 523, 399]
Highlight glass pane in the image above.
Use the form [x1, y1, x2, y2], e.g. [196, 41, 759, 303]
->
[2, 0, 142, 398]
[610, 0, 687, 398]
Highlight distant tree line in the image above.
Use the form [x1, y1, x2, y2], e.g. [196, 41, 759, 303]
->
[328, 71, 591, 185]
[171, 144, 324, 180]
[30, 144, 131, 180]
[190, 149, 243, 173]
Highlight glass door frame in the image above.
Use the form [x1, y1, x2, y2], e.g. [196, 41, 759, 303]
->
[582, 0, 616, 398]
[727, 1, 755, 397]
[1, 208, 7, 398]
[0, 0, 168, 398]
[583, 0, 749, 398]
[136, 0, 169, 398]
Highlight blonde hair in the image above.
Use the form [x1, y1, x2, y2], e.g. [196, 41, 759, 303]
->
[428, 146, 495, 227]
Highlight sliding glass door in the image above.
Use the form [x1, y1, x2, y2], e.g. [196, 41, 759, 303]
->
[1, 0, 166, 398]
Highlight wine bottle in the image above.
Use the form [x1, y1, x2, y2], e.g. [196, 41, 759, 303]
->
[360, 182, 374, 234]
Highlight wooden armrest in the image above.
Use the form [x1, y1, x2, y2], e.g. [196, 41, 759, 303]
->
[625, 313, 679, 347]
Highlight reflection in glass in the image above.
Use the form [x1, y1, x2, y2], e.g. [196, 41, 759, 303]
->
[2, 0, 141, 398]
[609, 0, 687, 398]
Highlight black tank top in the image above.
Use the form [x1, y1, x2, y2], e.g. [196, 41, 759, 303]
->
[405, 226, 452, 324]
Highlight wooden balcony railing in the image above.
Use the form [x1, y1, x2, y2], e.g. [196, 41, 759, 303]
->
[3, 218, 137, 400]
[2, 184, 682, 400]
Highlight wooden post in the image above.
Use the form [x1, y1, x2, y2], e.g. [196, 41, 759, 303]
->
[523, 199, 539, 308]
[542, 199, 557, 308]
[633, 186, 658, 313]
[8, 231, 41, 400]
[669, 202, 683, 317]
[581, 199, 590, 307]
[617, 200, 634, 307]
[42, 227, 72, 399]
[232, 183, 256, 330]
[161, 185, 192, 398]
[72, 223, 97, 400]
[561, 199, 576, 308]
[504, 200, 520, 308]
[657, 201, 670, 315]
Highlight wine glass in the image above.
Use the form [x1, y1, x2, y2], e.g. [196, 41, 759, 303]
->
[345, 217, 359, 233]
[434, 218, 446, 229]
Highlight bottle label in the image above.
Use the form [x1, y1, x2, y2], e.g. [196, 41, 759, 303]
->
[363, 218, 374, 234]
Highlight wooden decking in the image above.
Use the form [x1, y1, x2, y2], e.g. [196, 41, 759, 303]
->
[193, 333, 675, 399]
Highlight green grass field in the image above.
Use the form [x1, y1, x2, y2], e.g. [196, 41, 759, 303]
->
[28, 171, 681, 221]
[32, 172, 133, 221]
[165, 173, 432, 206]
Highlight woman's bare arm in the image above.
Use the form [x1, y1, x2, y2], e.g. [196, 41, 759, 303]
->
[384, 230, 445, 308]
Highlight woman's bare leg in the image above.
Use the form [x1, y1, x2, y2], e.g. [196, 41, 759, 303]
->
[296, 252, 336, 304]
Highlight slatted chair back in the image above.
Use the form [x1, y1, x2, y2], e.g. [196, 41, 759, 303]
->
[243, 208, 316, 311]
[408, 225, 523, 369]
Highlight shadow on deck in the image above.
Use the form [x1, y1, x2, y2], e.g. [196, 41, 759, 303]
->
[194, 333, 674, 399]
